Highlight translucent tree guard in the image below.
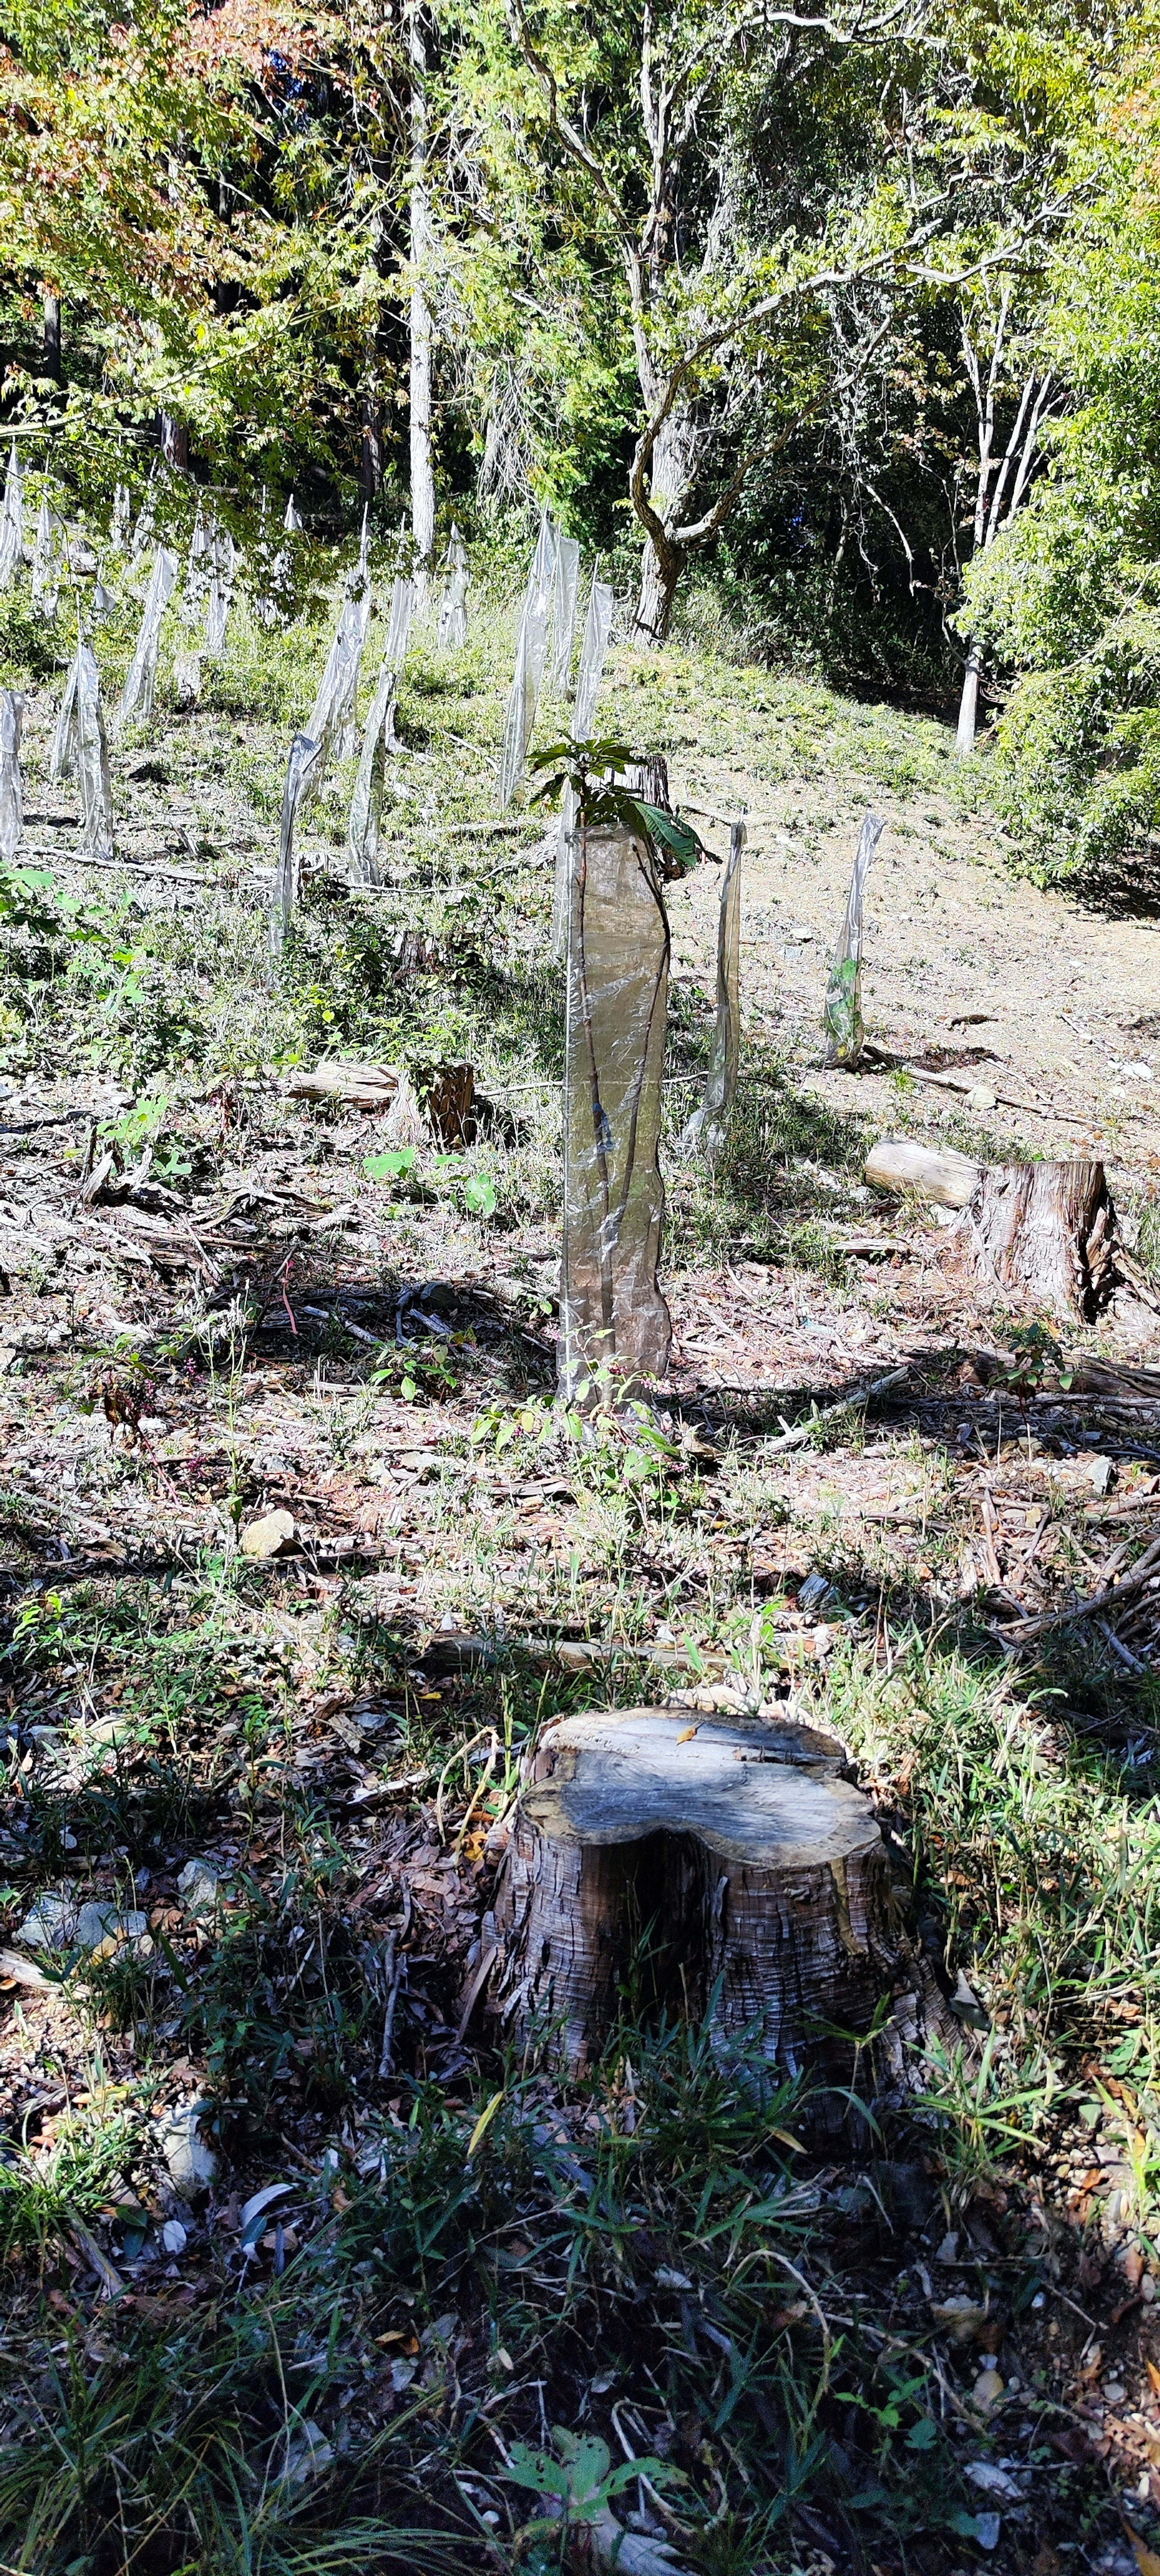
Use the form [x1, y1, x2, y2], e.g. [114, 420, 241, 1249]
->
[205, 524, 237, 652]
[437, 525, 468, 647]
[306, 595, 371, 782]
[0, 689, 24, 862]
[822, 809, 885, 1068]
[0, 443, 25, 589]
[115, 546, 178, 732]
[680, 822, 745, 1159]
[551, 572, 616, 955]
[111, 483, 131, 552]
[347, 578, 414, 886]
[347, 664, 395, 889]
[51, 651, 79, 783]
[76, 644, 114, 862]
[131, 467, 158, 560]
[498, 512, 556, 809]
[383, 574, 415, 677]
[269, 732, 323, 963]
[183, 504, 209, 627]
[559, 818, 672, 1407]
[283, 493, 304, 533]
[550, 532, 581, 687]
[31, 494, 62, 615]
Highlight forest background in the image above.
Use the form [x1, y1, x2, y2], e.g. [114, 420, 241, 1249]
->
[4, 0, 1160, 886]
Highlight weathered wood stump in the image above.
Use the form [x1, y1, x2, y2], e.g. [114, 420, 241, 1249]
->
[866, 1135, 1122, 1320]
[489, 1708, 898, 2117]
[970, 1158, 1118, 1319]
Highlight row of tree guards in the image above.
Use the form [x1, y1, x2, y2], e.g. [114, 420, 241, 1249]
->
[0, 479, 899, 1416]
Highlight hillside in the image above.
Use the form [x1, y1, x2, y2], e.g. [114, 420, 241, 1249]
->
[1, 597, 1160, 2572]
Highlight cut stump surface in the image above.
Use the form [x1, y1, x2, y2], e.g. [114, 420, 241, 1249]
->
[490, 1708, 898, 2113]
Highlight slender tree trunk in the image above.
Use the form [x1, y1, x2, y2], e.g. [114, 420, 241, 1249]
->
[956, 638, 981, 755]
[634, 536, 684, 644]
[408, 1, 436, 598]
[42, 295, 61, 384]
[360, 386, 383, 505]
[631, 405, 697, 644]
[160, 416, 189, 471]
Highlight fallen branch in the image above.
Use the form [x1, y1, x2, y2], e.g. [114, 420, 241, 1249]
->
[996, 1531, 1160, 1649]
[763, 1364, 910, 1454]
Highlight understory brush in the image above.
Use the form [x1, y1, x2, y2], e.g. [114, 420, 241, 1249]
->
[829, 1635, 1160, 2121]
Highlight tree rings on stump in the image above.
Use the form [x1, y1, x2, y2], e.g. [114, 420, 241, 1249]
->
[488, 1708, 898, 2121]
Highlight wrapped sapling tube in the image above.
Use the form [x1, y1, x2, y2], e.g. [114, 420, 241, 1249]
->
[305, 594, 371, 784]
[205, 523, 237, 652]
[822, 809, 885, 1069]
[550, 532, 580, 687]
[551, 571, 615, 957]
[0, 443, 25, 589]
[76, 646, 114, 860]
[347, 578, 414, 886]
[269, 733, 323, 964]
[0, 690, 24, 861]
[680, 821, 745, 1159]
[499, 512, 555, 808]
[437, 525, 468, 647]
[115, 546, 178, 732]
[558, 792, 673, 1409]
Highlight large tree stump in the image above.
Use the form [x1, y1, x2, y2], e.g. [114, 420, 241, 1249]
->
[969, 1158, 1118, 1319]
[866, 1134, 1123, 1320]
[488, 1709, 898, 2118]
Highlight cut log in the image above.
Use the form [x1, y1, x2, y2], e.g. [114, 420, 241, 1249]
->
[286, 1060, 398, 1110]
[488, 1708, 898, 2119]
[865, 1135, 982, 1208]
[866, 1133, 1123, 1320]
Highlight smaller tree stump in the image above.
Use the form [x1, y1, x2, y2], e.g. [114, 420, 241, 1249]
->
[866, 1135, 1124, 1320]
[969, 1157, 1118, 1319]
[488, 1708, 899, 2115]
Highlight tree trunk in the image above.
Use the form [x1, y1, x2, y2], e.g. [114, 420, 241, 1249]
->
[360, 387, 383, 504]
[631, 407, 697, 644]
[409, 1, 436, 598]
[488, 1708, 899, 2125]
[161, 415, 189, 471]
[969, 1158, 1119, 1321]
[42, 295, 61, 384]
[633, 535, 684, 645]
[956, 638, 981, 755]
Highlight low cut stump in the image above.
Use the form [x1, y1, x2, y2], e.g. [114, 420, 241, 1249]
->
[489, 1707, 899, 2112]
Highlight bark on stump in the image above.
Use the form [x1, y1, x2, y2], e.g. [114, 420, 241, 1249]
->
[866, 1135, 1122, 1320]
[969, 1157, 1117, 1320]
[489, 1708, 898, 2122]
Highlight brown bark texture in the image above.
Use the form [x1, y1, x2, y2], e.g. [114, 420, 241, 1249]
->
[488, 1708, 900, 2120]
[968, 1158, 1118, 1320]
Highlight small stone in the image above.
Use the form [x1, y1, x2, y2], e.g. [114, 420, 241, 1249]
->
[239, 1509, 297, 1560]
[972, 2367, 1004, 2409]
[967, 1083, 997, 1111]
[14, 1892, 75, 1950]
[161, 2218, 187, 2255]
[177, 1858, 220, 1917]
[974, 2514, 1001, 2552]
[935, 2230, 960, 2264]
[1102, 2378, 1126, 2403]
[1142, 2272, 1156, 2303]
[158, 2096, 218, 2198]
[1082, 1455, 1114, 1496]
[75, 1901, 148, 1952]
